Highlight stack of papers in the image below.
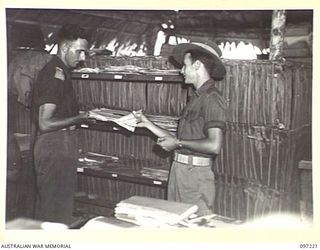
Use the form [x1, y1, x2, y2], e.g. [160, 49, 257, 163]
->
[73, 66, 180, 75]
[86, 108, 179, 132]
[114, 196, 198, 228]
[77, 152, 119, 172]
[88, 108, 137, 132]
[140, 167, 169, 181]
[144, 114, 179, 132]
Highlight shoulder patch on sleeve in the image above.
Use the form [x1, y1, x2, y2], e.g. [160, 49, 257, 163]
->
[54, 67, 65, 81]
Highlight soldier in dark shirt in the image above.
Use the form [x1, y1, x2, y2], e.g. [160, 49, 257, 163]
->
[32, 24, 92, 224]
[134, 39, 226, 215]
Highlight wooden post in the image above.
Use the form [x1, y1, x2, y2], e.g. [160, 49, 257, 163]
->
[144, 25, 160, 56]
[269, 10, 287, 60]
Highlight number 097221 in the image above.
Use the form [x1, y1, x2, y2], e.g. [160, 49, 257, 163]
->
[300, 244, 318, 248]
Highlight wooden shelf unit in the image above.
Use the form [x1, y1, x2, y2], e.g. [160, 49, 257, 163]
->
[72, 70, 178, 216]
[71, 71, 183, 83]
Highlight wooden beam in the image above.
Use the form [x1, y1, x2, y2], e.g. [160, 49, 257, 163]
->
[269, 10, 287, 60]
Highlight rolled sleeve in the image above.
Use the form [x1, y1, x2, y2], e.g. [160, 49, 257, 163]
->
[202, 92, 226, 135]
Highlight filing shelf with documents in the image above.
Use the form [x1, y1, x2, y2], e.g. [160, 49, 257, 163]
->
[77, 120, 155, 137]
[72, 70, 183, 136]
[71, 71, 183, 83]
[75, 158, 168, 217]
[77, 163, 167, 188]
[72, 69, 185, 217]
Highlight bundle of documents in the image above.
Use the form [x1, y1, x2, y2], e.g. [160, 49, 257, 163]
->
[77, 151, 119, 172]
[73, 65, 180, 75]
[144, 114, 179, 132]
[88, 108, 138, 132]
[87, 108, 179, 132]
[114, 196, 198, 228]
[140, 167, 169, 181]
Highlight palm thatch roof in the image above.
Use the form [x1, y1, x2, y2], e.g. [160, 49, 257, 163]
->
[6, 9, 313, 55]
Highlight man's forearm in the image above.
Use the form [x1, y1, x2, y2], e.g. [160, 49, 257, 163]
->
[39, 113, 87, 132]
[178, 138, 221, 155]
[145, 122, 173, 138]
[158, 128, 223, 155]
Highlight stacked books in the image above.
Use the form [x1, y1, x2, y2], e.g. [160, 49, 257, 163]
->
[114, 196, 198, 228]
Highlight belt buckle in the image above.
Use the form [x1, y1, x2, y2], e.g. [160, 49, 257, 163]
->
[180, 154, 189, 164]
[176, 153, 192, 165]
[175, 152, 211, 166]
[193, 157, 208, 166]
[175, 152, 188, 164]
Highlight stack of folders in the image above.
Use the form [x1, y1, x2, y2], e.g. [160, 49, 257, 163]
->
[140, 167, 169, 181]
[114, 196, 198, 228]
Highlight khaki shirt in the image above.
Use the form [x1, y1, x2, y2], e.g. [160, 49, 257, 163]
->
[176, 79, 226, 158]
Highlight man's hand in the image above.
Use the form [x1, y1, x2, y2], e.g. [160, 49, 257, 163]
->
[132, 110, 173, 139]
[132, 110, 152, 128]
[157, 135, 180, 152]
[79, 111, 96, 124]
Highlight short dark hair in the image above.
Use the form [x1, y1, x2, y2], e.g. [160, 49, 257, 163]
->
[186, 49, 216, 76]
[57, 24, 88, 44]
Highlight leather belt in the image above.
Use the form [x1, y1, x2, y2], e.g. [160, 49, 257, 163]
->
[174, 152, 212, 167]
[61, 125, 76, 131]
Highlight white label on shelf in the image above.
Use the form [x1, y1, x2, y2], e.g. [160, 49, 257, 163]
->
[111, 173, 118, 178]
[80, 124, 89, 128]
[153, 180, 162, 185]
[81, 74, 89, 79]
[114, 75, 123, 79]
[77, 167, 84, 172]
[155, 76, 163, 81]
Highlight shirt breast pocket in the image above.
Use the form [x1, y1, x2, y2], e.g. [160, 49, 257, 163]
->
[183, 109, 202, 122]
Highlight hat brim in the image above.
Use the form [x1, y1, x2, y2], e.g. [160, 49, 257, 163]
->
[171, 43, 226, 79]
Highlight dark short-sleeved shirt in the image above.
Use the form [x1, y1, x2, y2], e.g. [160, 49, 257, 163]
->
[32, 55, 79, 126]
[176, 79, 226, 158]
